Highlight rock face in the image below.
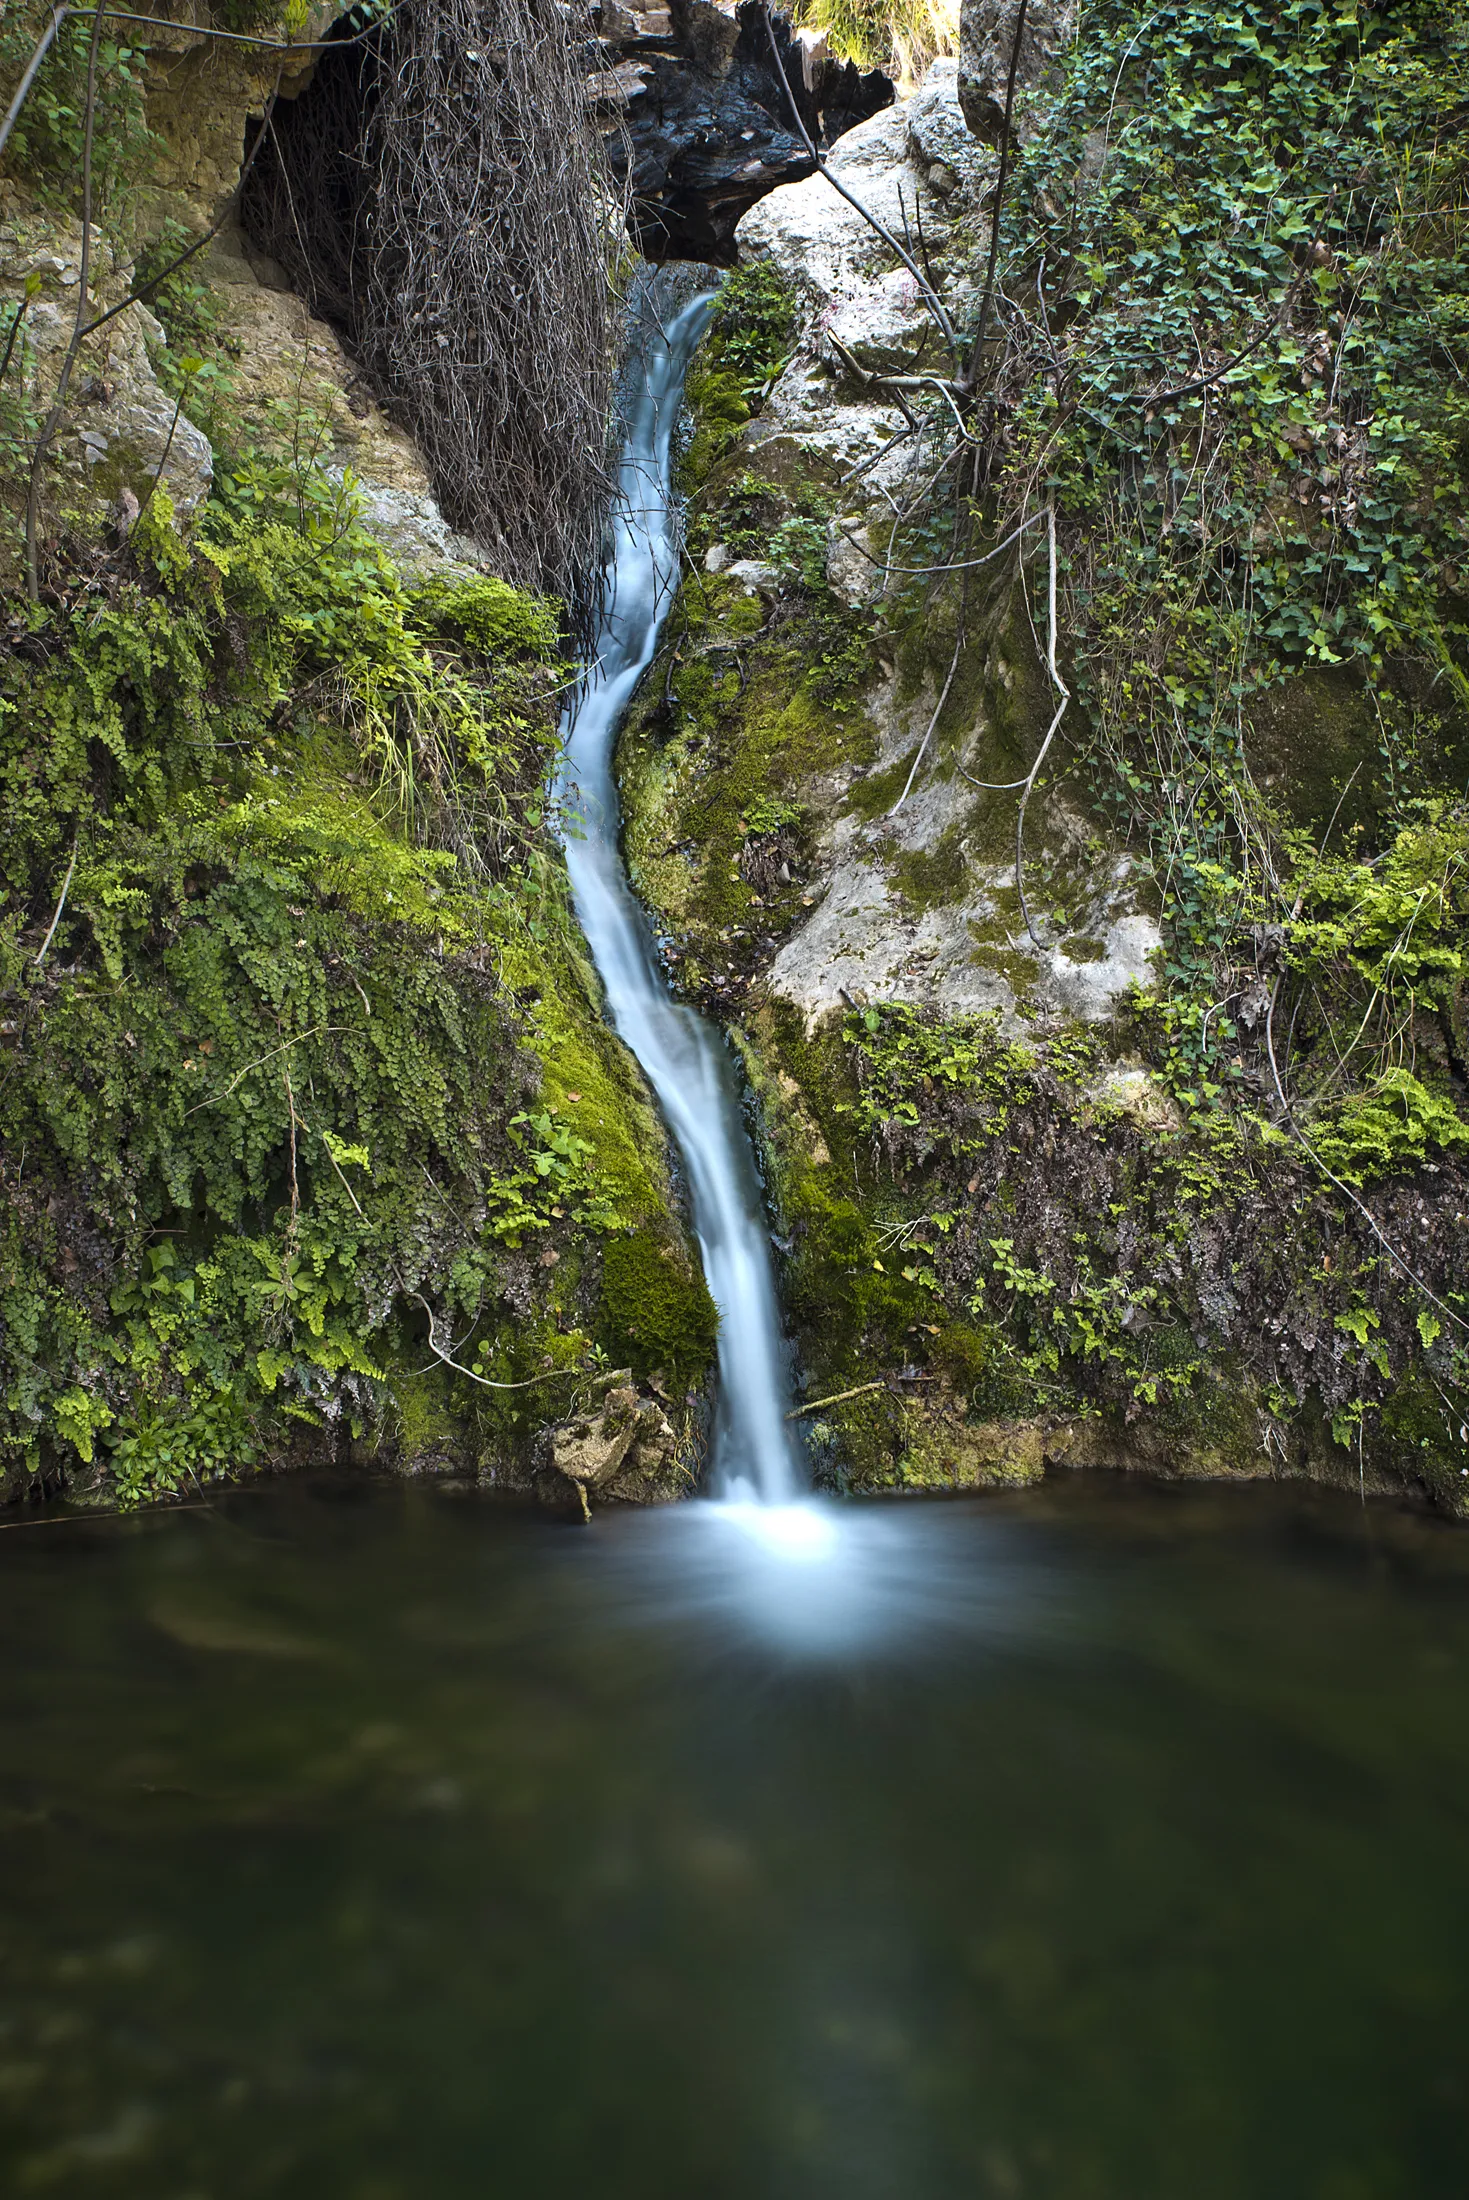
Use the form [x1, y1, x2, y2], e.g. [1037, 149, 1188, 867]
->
[596, 0, 894, 261]
[203, 227, 492, 576]
[957, 0, 1077, 142]
[0, 199, 214, 572]
[730, 68, 1160, 1032]
[0, 194, 484, 583]
[0, 0, 497, 587]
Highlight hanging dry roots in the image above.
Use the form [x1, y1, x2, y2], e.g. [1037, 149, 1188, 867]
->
[361, 0, 619, 601]
[240, 0, 620, 599]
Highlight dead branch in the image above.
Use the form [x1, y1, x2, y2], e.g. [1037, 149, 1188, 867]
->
[1014, 497, 1069, 945]
[359, 0, 620, 601]
[959, 0, 1029, 393]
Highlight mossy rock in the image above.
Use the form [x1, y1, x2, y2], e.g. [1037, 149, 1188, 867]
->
[597, 1228, 719, 1386]
[892, 1407, 1047, 1493]
[1245, 668, 1382, 832]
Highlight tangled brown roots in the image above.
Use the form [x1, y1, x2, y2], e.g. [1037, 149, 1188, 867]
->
[362, 0, 619, 601]
[243, 0, 619, 603]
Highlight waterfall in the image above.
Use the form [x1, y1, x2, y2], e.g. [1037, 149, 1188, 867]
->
[558, 286, 801, 1507]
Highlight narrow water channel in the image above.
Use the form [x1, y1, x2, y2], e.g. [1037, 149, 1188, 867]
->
[559, 283, 800, 1505]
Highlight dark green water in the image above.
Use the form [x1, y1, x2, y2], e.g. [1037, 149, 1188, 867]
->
[1, 1475, 1467, 2199]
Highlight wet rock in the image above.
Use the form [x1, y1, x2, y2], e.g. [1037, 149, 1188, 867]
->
[551, 1373, 679, 1501]
[898, 1405, 1047, 1489]
[599, 0, 893, 263]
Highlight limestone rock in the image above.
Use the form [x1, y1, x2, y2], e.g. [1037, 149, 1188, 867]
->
[724, 556, 779, 594]
[200, 229, 492, 576]
[906, 57, 998, 191]
[0, 207, 212, 567]
[337, 483, 490, 579]
[737, 100, 925, 300]
[138, 3, 337, 229]
[726, 68, 1162, 1034]
[765, 823, 1160, 1035]
[957, 0, 1076, 143]
[1087, 1064, 1185, 1132]
[551, 1374, 679, 1501]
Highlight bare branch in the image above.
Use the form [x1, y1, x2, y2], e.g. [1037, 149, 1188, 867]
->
[0, 5, 68, 167]
[760, 2, 959, 359]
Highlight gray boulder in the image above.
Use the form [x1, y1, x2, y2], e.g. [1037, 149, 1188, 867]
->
[958, 0, 1076, 143]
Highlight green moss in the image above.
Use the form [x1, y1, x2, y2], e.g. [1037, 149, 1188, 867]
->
[844, 749, 917, 821]
[598, 1229, 718, 1385]
[515, 927, 677, 1229]
[0, 453, 700, 1504]
[894, 1410, 1047, 1493]
[1374, 1378, 1469, 1515]
[677, 261, 800, 496]
[619, 614, 878, 956]
[890, 828, 970, 912]
[391, 1366, 471, 1473]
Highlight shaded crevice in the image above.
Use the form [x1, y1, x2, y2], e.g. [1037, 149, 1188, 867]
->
[238, 7, 378, 337]
[241, 0, 617, 600]
[237, 2, 893, 587]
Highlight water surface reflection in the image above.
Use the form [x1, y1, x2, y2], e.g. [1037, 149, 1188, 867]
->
[580, 1495, 1060, 1660]
[1, 1475, 1467, 2198]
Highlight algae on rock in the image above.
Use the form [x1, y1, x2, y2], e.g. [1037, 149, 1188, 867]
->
[615, 14, 1469, 1510]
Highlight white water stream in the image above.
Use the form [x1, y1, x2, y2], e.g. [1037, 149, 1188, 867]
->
[559, 288, 801, 1506]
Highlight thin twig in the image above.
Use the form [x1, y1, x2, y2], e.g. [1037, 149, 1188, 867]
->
[312, 1128, 589, 1396]
[123, 372, 191, 545]
[1014, 497, 1070, 945]
[960, 0, 1030, 393]
[889, 597, 967, 816]
[0, 4, 68, 167]
[32, 834, 78, 970]
[760, 2, 958, 358]
[0, 1500, 216, 1531]
[0, 294, 29, 387]
[183, 1026, 347, 1116]
[409, 1291, 585, 1391]
[832, 506, 1043, 578]
[93, 2, 410, 52]
[786, 1380, 886, 1420]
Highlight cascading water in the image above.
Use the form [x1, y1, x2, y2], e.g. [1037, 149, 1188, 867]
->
[559, 286, 801, 1507]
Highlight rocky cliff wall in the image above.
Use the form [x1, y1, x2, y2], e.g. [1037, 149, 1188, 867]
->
[616, 11, 1469, 1511]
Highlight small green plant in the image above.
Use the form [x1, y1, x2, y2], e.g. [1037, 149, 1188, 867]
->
[0, 7, 154, 215]
[0, 409, 676, 1499]
[792, 0, 956, 80]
